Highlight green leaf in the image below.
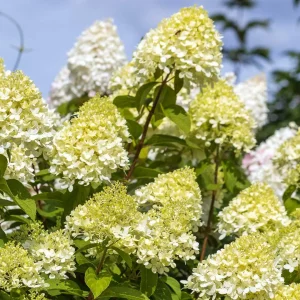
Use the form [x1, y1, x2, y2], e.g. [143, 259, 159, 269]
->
[62, 184, 90, 222]
[153, 280, 173, 300]
[76, 252, 93, 266]
[156, 85, 176, 109]
[32, 191, 64, 201]
[284, 198, 300, 215]
[85, 267, 112, 298]
[133, 167, 162, 179]
[163, 105, 191, 134]
[37, 206, 63, 218]
[7, 179, 31, 199]
[0, 198, 13, 206]
[174, 70, 184, 94]
[0, 154, 8, 178]
[283, 185, 296, 202]
[153, 85, 176, 121]
[161, 276, 181, 299]
[185, 137, 203, 150]
[46, 279, 88, 297]
[223, 164, 238, 193]
[14, 197, 36, 221]
[7, 215, 31, 224]
[111, 246, 133, 269]
[154, 67, 163, 79]
[113, 95, 137, 108]
[35, 169, 50, 176]
[136, 82, 159, 111]
[181, 291, 194, 299]
[140, 266, 158, 297]
[0, 291, 10, 300]
[0, 178, 14, 199]
[100, 286, 149, 300]
[0, 226, 8, 244]
[75, 242, 102, 254]
[126, 119, 143, 140]
[146, 134, 186, 147]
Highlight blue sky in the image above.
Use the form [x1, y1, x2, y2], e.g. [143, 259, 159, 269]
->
[0, 0, 299, 97]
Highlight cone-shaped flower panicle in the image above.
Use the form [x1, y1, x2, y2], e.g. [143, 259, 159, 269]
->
[134, 168, 202, 274]
[184, 233, 283, 299]
[0, 242, 45, 292]
[49, 19, 126, 106]
[0, 59, 59, 157]
[217, 183, 290, 239]
[49, 95, 130, 189]
[131, 6, 222, 87]
[65, 183, 141, 252]
[189, 79, 256, 151]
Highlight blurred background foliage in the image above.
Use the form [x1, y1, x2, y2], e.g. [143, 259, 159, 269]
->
[211, 0, 300, 142]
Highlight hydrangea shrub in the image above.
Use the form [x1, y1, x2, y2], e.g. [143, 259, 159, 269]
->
[0, 5, 300, 300]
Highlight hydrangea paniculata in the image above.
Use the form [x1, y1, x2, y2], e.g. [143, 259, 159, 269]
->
[234, 74, 268, 129]
[217, 183, 290, 239]
[11, 223, 76, 280]
[0, 242, 45, 292]
[184, 233, 283, 299]
[273, 222, 300, 274]
[243, 125, 297, 197]
[131, 6, 222, 87]
[49, 95, 130, 189]
[0, 59, 58, 157]
[134, 168, 202, 273]
[3, 144, 36, 185]
[50, 19, 126, 106]
[275, 128, 300, 187]
[189, 79, 256, 152]
[65, 183, 141, 252]
[274, 283, 300, 300]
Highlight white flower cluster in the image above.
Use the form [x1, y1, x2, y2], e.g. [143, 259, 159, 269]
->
[234, 74, 268, 129]
[11, 223, 76, 280]
[65, 183, 141, 251]
[109, 62, 140, 96]
[49, 66, 75, 107]
[275, 222, 300, 274]
[184, 233, 283, 300]
[49, 19, 126, 107]
[243, 125, 297, 197]
[274, 128, 300, 187]
[66, 168, 202, 274]
[274, 283, 300, 299]
[217, 183, 290, 239]
[49, 95, 130, 190]
[0, 242, 46, 292]
[3, 144, 36, 185]
[134, 168, 202, 274]
[131, 6, 222, 87]
[189, 79, 256, 152]
[0, 59, 58, 157]
[30, 230, 76, 280]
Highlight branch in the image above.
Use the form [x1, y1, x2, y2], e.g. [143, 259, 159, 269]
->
[0, 11, 25, 70]
[200, 145, 220, 261]
[125, 72, 171, 180]
[86, 248, 108, 300]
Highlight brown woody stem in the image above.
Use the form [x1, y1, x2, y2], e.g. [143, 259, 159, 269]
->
[125, 73, 171, 180]
[200, 145, 220, 261]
